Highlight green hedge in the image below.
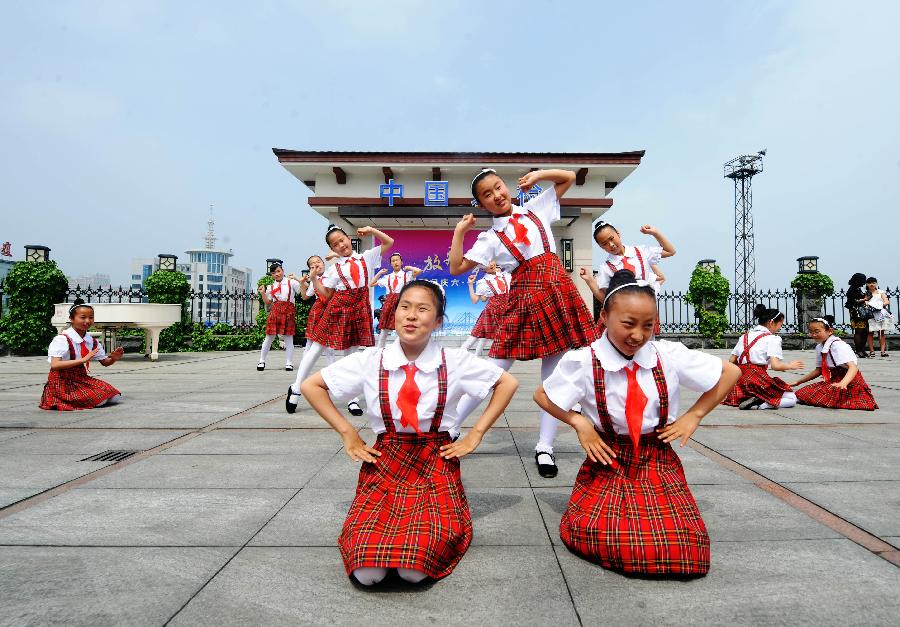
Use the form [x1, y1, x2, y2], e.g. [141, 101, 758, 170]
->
[685, 264, 730, 345]
[0, 261, 68, 354]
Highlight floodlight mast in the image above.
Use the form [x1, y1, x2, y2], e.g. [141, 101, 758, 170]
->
[724, 152, 764, 329]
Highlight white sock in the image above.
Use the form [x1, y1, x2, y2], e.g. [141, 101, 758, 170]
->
[292, 341, 325, 394]
[536, 451, 555, 465]
[396, 568, 428, 583]
[353, 567, 387, 586]
[377, 331, 390, 348]
[535, 353, 564, 452]
[462, 335, 477, 351]
[474, 338, 487, 356]
[259, 335, 275, 363]
[283, 336, 294, 365]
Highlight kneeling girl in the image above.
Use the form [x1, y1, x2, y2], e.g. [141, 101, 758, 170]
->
[301, 280, 517, 585]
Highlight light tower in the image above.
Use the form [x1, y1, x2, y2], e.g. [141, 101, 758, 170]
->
[724, 150, 765, 329]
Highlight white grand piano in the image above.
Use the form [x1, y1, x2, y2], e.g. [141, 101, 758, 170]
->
[52, 303, 182, 361]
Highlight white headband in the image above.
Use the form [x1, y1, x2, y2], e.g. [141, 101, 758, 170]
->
[811, 317, 832, 327]
[602, 280, 652, 307]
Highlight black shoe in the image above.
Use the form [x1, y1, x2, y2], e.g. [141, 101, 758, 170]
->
[739, 396, 764, 410]
[535, 451, 558, 478]
[347, 400, 364, 416]
[285, 365, 294, 371]
[286, 385, 300, 414]
[257, 362, 265, 371]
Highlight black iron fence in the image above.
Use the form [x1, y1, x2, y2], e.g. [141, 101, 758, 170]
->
[657, 287, 900, 334]
[1, 281, 897, 337]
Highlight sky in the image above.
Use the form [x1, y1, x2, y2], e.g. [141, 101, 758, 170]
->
[2, 0, 899, 291]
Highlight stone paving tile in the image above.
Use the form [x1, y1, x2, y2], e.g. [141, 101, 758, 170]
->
[0, 429, 188, 455]
[87, 453, 337, 489]
[718, 447, 900, 482]
[0, 546, 235, 627]
[159, 428, 343, 455]
[0, 429, 33, 443]
[0, 488, 295, 546]
[691, 424, 872, 450]
[783, 480, 900, 537]
[557, 539, 900, 626]
[0, 455, 112, 488]
[170, 546, 580, 626]
[0, 489, 43, 509]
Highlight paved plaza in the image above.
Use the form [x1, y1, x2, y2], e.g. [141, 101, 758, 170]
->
[0, 343, 898, 625]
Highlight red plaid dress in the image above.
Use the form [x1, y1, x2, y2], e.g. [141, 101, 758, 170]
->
[488, 211, 598, 360]
[559, 355, 710, 575]
[605, 247, 661, 335]
[306, 258, 375, 351]
[378, 293, 400, 331]
[471, 276, 510, 339]
[796, 343, 877, 410]
[40, 335, 121, 411]
[722, 332, 792, 407]
[306, 297, 326, 335]
[339, 350, 472, 579]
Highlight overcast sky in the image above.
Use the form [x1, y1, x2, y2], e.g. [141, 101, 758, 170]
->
[2, 0, 898, 290]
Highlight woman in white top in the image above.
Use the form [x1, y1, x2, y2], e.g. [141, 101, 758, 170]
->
[40, 300, 124, 410]
[865, 277, 892, 357]
[534, 270, 740, 575]
[722, 304, 805, 410]
[301, 280, 517, 586]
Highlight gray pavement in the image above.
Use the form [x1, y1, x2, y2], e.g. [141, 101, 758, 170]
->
[0, 344, 898, 626]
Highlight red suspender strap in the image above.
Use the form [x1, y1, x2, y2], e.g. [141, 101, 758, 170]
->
[430, 350, 448, 433]
[591, 354, 617, 434]
[633, 247, 646, 281]
[606, 261, 617, 273]
[494, 229, 527, 263]
[651, 357, 669, 429]
[336, 257, 370, 290]
[359, 257, 369, 288]
[378, 350, 448, 434]
[523, 210, 551, 251]
[593, 351, 669, 432]
[335, 263, 353, 290]
[739, 332, 771, 365]
[378, 353, 396, 434]
[63, 335, 76, 361]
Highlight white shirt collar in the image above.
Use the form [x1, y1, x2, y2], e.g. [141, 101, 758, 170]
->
[337, 252, 362, 263]
[821, 336, 838, 352]
[607, 244, 634, 263]
[491, 207, 525, 231]
[381, 338, 443, 373]
[64, 327, 87, 345]
[590, 332, 657, 371]
[751, 325, 769, 333]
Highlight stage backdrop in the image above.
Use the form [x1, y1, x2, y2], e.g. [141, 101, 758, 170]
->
[377, 229, 484, 335]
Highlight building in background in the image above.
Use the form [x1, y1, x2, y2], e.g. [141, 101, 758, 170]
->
[68, 273, 112, 289]
[130, 259, 156, 291]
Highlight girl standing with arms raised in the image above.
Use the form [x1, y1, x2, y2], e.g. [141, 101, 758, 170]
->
[286, 225, 393, 415]
[370, 253, 422, 348]
[534, 270, 740, 575]
[461, 261, 512, 356]
[449, 168, 597, 478]
[301, 280, 517, 585]
[256, 262, 302, 371]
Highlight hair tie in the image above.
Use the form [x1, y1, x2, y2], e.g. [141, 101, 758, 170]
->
[602, 279, 651, 307]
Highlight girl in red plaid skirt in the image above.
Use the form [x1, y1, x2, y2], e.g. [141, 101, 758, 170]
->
[301, 280, 518, 586]
[286, 225, 394, 416]
[450, 168, 598, 479]
[722, 304, 805, 410]
[461, 261, 512, 357]
[257, 262, 302, 371]
[40, 300, 124, 411]
[370, 253, 422, 348]
[534, 270, 740, 575]
[793, 316, 878, 410]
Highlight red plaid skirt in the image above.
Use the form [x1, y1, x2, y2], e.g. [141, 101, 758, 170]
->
[795, 368, 878, 410]
[339, 431, 472, 579]
[40, 366, 120, 411]
[306, 287, 374, 351]
[264, 300, 296, 336]
[471, 293, 509, 339]
[306, 298, 326, 335]
[723, 364, 793, 407]
[489, 253, 598, 360]
[560, 432, 710, 576]
[378, 293, 400, 331]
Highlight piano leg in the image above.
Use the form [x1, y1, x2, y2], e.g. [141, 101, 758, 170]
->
[145, 327, 162, 361]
